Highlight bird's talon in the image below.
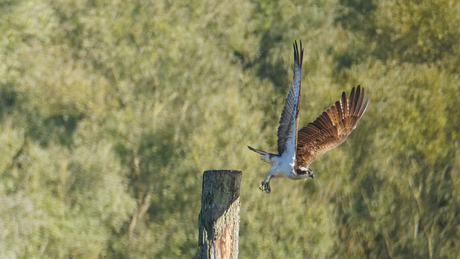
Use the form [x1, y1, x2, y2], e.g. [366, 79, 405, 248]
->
[259, 181, 271, 193]
[259, 181, 265, 191]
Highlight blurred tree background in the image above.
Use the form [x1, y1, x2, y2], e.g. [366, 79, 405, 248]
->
[1, 0, 459, 258]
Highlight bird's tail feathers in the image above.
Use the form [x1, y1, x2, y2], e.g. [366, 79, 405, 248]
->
[247, 146, 268, 155]
[247, 146, 275, 164]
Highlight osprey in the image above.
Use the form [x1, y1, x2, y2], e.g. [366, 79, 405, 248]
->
[248, 41, 369, 193]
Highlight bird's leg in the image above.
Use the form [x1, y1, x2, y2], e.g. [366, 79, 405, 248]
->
[259, 173, 274, 193]
[264, 175, 275, 194]
[259, 177, 268, 191]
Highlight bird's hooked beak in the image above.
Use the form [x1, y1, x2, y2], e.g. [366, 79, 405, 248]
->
[299, 166, 314, 180]
[304, 170, 314, 181]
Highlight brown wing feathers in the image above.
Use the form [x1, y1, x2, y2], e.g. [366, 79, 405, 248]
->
[248, 41, 369, 174]
[296, 85, 369, 167]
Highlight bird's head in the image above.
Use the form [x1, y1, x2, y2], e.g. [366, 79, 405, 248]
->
[297, 166, 314, 180]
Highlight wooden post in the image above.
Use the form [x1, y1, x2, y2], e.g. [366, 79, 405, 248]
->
[198, 170, 242, 259]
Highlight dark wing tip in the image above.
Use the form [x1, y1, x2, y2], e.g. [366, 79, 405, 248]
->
[341, 91, 348, 117]
[349, 86, 356, 98]
[348, 87, 356, 113]
[293, 40, 304, 67]
[293, 42, 297, 61]
[352, 85, 364, 116]
[354, 85, 361, 102]
[298, 40, 304, 65]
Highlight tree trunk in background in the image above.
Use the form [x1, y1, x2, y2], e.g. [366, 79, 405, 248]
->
[198, 170, 242, 259]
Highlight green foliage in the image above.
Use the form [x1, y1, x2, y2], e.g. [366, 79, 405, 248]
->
[1, 0, 459, 258]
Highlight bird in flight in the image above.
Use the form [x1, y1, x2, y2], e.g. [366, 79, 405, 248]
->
[248, 41, 369, 193]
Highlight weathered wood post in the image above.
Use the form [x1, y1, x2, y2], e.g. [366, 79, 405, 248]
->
[198, 170, 242, 259]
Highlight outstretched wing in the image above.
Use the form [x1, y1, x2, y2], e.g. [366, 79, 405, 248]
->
[277, 41, 304, 156]
[295, 85, 369, 167]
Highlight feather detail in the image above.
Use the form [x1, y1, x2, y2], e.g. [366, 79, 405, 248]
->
[295, 85, 369, 168]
